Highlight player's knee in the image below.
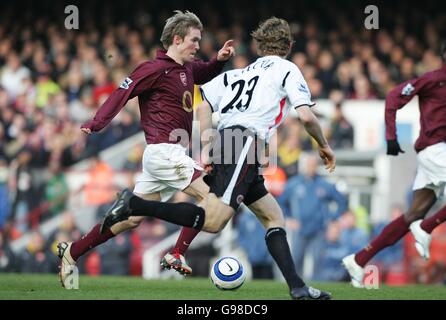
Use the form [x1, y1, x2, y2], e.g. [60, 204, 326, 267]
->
[405, 210, 425, 223]
[206, 220, 228, 234]
[203, 213, 230, 234]
[268, 218, 285, 229]
[261, 211, 285, 229]
[205, 225, 220, 234]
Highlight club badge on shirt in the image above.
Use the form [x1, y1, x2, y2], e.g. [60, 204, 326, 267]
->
[180, 72, 187, 86]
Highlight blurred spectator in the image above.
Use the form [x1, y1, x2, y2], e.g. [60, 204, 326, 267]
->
[97, 232, 132, 275]
[400, 57, 416, 81]
[35, 64, 61, 108]
[277, 118, 305, 177]
[278, 152, 348, 280]
[44, 161, 69, 218]
[316, 50, 336, 97]
[0, 229, 17, 272]
[318, 210, 368, 282]
[338, 210, 369, 254]
[0, 157, 11, 228]
[0, 51, 30, 99]
[318, 221, 347, 281]
[92, 62, 115, 107]
[9, 148, 34, 234]
[19, 231, 58, 273]
[349, 75, 377, 100]
[83, 155, 115, 207]
[328, 91, 354, 149]
[332, 62, 353, 97]
[47, 211, 82, 251]
[123, 143, 144, 171]
[237, 208, 274, 279]
[46, 210, 86, 273]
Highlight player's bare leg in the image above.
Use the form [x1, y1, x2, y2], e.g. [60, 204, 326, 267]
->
[201, 193, 235, 233]
[343, 188, 436, 287]
[408, 189, 441, 260]
[249, 193, 331, 300]
[248, 193, 285, 229]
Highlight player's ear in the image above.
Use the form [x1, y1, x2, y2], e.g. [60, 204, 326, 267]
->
[173, 34, 183, 46]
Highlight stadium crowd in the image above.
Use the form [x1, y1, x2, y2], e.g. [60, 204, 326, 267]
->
[1, 0, 445, 283]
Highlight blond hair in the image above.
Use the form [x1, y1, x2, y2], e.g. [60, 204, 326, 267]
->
[160, 10, 203, 50]
[251, 17, 293, 57]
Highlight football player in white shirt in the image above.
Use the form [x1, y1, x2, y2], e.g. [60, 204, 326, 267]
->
[101, 17, 335, 300]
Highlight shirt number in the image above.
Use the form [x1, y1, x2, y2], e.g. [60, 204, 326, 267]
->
[221, 76, 259, 113]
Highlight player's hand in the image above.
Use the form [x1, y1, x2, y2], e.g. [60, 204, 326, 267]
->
[200, 154, 213, 174]
[81, 127, 92, 135]
[318, 145, 336, 173]
[217, 40, 235, 61]
[386, 139, 405, 156]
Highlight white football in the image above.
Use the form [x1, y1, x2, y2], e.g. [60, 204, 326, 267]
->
[210, 257, 246, 290]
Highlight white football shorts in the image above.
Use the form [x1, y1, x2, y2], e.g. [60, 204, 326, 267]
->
[413, 142, 446, 197]
[133, 143, 203, 201]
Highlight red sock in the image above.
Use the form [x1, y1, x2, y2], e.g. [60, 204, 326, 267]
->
[70, 224, 115, 261]
[355, 215, 409, 267]
[420, 205, 446, 234]
[172, 227, 200, 255]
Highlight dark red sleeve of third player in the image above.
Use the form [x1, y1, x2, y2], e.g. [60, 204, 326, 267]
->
[81, 62, 158, 132]
[384, 74, 431, 140]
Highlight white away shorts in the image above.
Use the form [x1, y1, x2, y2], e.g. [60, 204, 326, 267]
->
[413, 142, 446, 197]
[133, 143, 203, 201]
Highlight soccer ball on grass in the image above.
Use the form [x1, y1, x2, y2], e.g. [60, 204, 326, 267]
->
[210, 256, 246, 290]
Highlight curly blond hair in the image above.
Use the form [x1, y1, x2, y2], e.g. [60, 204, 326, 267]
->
[251, 17, 293, 57]
[160, 10, 203, 50]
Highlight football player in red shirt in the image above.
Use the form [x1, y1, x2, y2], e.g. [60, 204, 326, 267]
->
[57, 10, 234, 286]
[342, 41, 446, 288]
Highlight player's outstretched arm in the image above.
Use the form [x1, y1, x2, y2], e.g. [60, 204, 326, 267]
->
[80, 63, 156, 134]
[296, 105, 336, 173]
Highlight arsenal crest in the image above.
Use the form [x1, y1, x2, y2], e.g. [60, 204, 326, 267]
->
[180, 72, 187, 86]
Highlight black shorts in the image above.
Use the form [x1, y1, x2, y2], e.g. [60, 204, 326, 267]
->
[203, 126, 268, 210]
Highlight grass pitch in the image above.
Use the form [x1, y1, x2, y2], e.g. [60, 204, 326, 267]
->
[0, 273, 446, 300]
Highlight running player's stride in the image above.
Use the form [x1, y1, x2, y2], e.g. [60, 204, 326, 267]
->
[57, 10, 235, 286]
[342, 41, 446, 288]
[101, 17, 335, 300]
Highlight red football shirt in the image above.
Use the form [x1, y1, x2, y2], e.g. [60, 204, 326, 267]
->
[385, 64, 446, 152]
[82, 50, 225, 145]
